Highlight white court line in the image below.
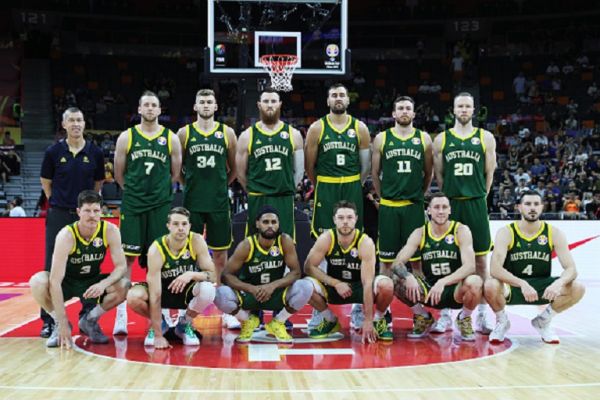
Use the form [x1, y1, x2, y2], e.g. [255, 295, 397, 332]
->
[248, 344, 280, 362]
[0, 382, 599, 394]
[280, 348, 354, 356]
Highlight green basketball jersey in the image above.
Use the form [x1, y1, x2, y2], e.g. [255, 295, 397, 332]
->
[247, 122, 295, 195]
[441, 129, 487, 199]
[316, 115, 361, 177]
[380, 128, 426, 201]
[65, 221, 108, 280]
[154, 232, 200, 293]
[122, 126, 173, 213]
[419, 221, 462, 284]
[183, 122, 230, 212]
[505, 222, 553, 278]
[325, 229, 367, 283]
[239, 235, 286, 285]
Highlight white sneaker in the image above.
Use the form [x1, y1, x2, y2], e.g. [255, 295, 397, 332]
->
[431, 309, 452, 333]
[175, 319, 200, 346]
[113, 303, 128, 335]
[144, 328, 156, 347]
[350, 304, 364, 331]
[222, 313, 241, 330]
[531, 316, 560, 344]
[455, 312, 476, 341]
[307, 309, 323, 330]
[489, 318, 511, 344]
[476, 309, 494, 335]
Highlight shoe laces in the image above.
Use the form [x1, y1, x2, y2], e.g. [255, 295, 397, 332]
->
[184, 323, 195, 337]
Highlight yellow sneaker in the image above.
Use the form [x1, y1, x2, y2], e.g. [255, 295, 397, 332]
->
[265, 319, 293, 343]
[236, 314, 260, 343]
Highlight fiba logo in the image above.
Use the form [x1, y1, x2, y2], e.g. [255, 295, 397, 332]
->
[326, 44, 339, 59]
[215, 44, 226, 56]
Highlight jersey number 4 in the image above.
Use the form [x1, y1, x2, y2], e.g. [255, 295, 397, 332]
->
[197, 155, 216, 168]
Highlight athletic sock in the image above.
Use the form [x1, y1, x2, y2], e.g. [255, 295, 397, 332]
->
[495, 309, 507, 323]
[539, 305, 557, 322]
[87, 304, 106, 320]
[275, 309, 292, 322]
[321, 309, 336, 322]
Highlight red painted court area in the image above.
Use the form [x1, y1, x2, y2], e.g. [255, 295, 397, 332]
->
[4, 300, 514, 370]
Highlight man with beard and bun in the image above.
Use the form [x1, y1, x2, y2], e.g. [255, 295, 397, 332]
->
[484, 190, 585, 344]
[304, 201, 394, 343]
[214, 206, 314, 343]
[236, 88, 304, 238]
[372, 96, 433, 277]
[305, 83, 371, 238]
[113, 90, 182, 335]
[176, 89, 240, 330]
[389, 192, 482, 341]
[432, 92, 496, 335]
[127, 207, 217, 348]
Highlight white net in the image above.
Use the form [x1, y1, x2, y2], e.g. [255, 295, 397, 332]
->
[260, 54, 298, 92]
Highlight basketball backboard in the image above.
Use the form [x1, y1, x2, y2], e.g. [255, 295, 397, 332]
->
[206, 0, 349, 78]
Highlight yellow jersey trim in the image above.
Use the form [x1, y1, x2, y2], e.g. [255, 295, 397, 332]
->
[255, 121, 285, 136]
[155, 240, 167, 264]
[192, 121, 219, 137]
[390, 127, 416, 142]
[448, 128, 478, 141]
[244, 237, 254, 263]
[161, 235, 191, 260]
[325, 114, 353, 134]
[126, 129, 133, 153]
[514, 221, 546, 242]
[73, 221, 102, 247]
[380, 198, 413, 207]
[189, 232, 197, 259]
[326, 230, 335, 256]
[317, 174, 360, 184]
[427, 220, 456, 242]
[339, 229, 360, 254]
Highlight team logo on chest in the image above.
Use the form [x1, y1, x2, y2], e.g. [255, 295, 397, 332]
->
[471, 137, 481, 145]
[182, 250, 191, 259]
[411, 137, 421, 145]
[347, 129, 356, 138]
[157, 136, 167, 146]
[537, 235, 548, 245]
[445, 235, 455, 244]
[92, 238, 103, 248]
[215, 131, 224, 139]
[350, 248, 359, 258]
[280, 131, 289, 140]
[269, 246, 281, 257]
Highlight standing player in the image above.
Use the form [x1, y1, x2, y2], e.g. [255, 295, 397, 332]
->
[304, 201, 394, 343]
[305, 83, 371, 237]
[371, 96, 433, 272]
[39, 107, 105, 338]
[214, 206, 313, 343]
[389, 192, 482, 341]
[484, 190, 585, 344]
[29, 190, 129, 348]
[127, 207, 217, 348]
[432, 92, 496, 334]
[177, 88, 239, 330]
[236, 88, 304, 238]
[114, 90, 182, 335]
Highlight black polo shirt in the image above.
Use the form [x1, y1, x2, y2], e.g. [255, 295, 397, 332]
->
[40, 139, 105, 209]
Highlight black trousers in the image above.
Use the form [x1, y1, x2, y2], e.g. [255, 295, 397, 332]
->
[41, 207, 92, 323]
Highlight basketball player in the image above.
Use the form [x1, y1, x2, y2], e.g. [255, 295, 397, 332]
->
[432, 92, 496, 334]
[304, 201, 394, 343]
[29, 190, 129, 348]
[305, 83, 371, 237]
[176, 88, 239, 330]
[127, 207, 216, 348]
[484, 190, 585, 344]
[371, 96, 433, 274]
[113, 90, 182, 335]
[214, 206, 313, 343]
[390, 192, 482, 341]
[236, 88, 304, 238]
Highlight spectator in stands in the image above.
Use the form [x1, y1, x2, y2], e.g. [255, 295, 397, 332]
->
[546, 61, 560, 76]
[534, 132, 549, 148]
[3, 131, 15, 146]
[514, 178, 529, 198]
[101, 204, 113, 217]
[530, 158, 547, 178]
[34, 190, 48, 217]
[551, 78, 561, 92]
[498, 169, 515, 193]
[418, 81, 432, 94]
[534, 180, 547, 199]
[497, 188, 516, 219]
[587, 82, 598, 100]
[65, 90, 77, 107]
[585, 191, 600, 220]
[564, 114, 578, 131]
[430, 81, 442, 93]
[513, 167, 531, 185]
[513, 72, 526, 99]
[562, 61, 574, 75]
[545, 181, 561, 212]
[0, 153, 10, 183]
[576, 53, 590, 69]
[157, 86, 170, 101]
[9, 196, 26, 217]
[3, 149, 21, 176]
[575, 171, 591, 194]
[566, 98, 579, 114]
[562, 192, 582, 219]
[101, 133, 114, 155]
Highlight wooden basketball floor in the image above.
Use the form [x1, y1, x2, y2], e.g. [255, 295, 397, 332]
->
[1, 238, 599, 400]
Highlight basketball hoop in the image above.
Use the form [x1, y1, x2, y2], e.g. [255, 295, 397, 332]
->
[260, 54, 298, 92]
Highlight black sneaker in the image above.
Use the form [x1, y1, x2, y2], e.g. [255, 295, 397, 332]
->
[40, 321, 54, 338]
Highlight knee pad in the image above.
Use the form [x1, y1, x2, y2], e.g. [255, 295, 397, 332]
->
[188, 282, 216, 314]
[214, 286, 239, 314]
[286, 278, 313, 311]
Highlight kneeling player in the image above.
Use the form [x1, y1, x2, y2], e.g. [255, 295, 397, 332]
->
[30, 190, 129, 348]
[305, 201, 394, 343]
[127, 207, 216, 348]
[484, 190, 585, 344]
[214, 206, 313, 343]
[391, 192, 482, 341]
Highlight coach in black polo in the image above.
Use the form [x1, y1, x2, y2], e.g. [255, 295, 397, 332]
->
[39, 107, 105, 338]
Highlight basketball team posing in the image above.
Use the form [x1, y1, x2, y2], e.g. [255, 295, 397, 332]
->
[30, 87, 584, 349]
